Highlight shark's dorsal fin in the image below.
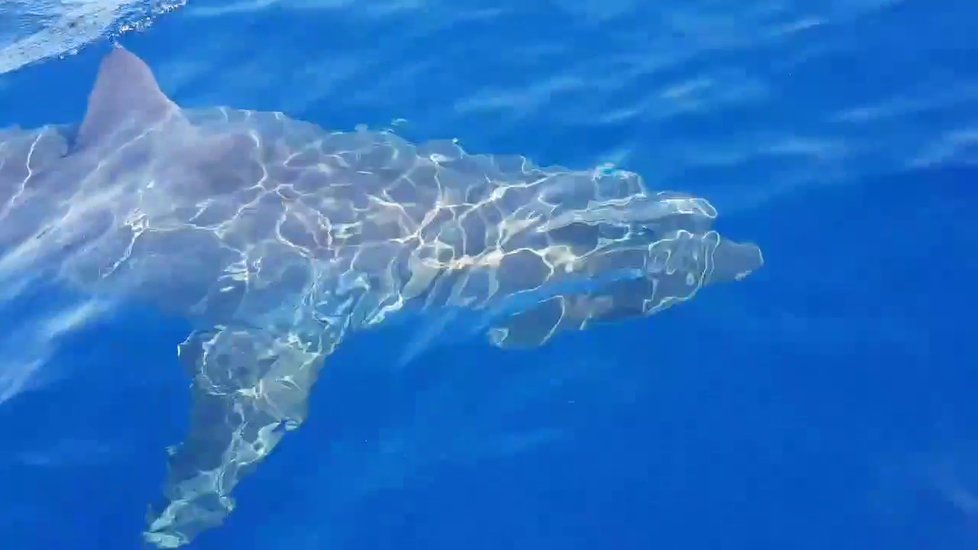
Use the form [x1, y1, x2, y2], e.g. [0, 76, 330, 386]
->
[76, 45, 181, 148]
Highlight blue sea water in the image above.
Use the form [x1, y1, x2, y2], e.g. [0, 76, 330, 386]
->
[1, 1, 977, 549]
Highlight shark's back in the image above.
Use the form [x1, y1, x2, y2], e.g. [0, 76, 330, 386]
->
[0, 125, 70, 249]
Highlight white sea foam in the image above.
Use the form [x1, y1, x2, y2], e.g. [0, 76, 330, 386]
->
[0, 0, 186, 75]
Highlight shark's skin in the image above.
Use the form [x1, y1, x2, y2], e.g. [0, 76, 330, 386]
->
[0, 46, 763, 547]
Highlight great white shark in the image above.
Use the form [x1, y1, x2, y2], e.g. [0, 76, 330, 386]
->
[0, 45, 763, 547]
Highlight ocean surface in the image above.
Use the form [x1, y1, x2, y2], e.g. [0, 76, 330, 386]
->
[1, 1, 977, 548]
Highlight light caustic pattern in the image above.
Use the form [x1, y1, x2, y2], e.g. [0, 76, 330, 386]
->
[0, 48, 762, 547]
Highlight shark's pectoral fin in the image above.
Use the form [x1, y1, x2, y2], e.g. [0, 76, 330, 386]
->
[145, 326, 324, 548]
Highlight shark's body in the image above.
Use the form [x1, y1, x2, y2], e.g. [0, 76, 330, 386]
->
[0, 47, 763, 547]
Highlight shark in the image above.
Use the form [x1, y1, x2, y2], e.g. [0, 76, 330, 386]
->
[0, 45, 763, 547]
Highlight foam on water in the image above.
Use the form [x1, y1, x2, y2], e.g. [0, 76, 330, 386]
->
[0, 0, 185, 75]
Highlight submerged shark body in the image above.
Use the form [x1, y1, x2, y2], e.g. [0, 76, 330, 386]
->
[0, 47, 763, 546]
